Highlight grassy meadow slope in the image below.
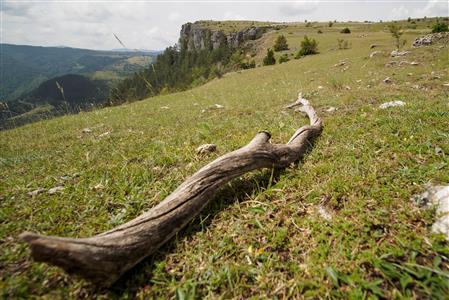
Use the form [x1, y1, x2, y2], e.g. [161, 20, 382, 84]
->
[1, 20, 449, 298]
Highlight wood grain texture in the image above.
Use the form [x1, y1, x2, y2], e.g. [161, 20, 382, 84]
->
[20, 93, 323, 286]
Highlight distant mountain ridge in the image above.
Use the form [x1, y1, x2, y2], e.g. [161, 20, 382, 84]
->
[0, 43, 159, 102]
[0, 74, 110, 129]
[0, 44, 160, 129]
[111, 48, 162, 53]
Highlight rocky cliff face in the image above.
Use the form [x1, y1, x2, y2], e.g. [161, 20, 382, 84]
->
[179, 22, 272, 51]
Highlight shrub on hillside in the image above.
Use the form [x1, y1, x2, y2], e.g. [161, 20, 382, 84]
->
[337, 39, 350, 49]
[273, 35, 289, 51]
[278, 54, 290, 64]
[317, 29, 323, 34]
[211, 64, 224, 78]
[263, 49, 276, 66]
[340, 27, 351, 34]
[432, 22, 449, 33]
[240, 59, 256, 69]
[328, 21, 333, 27]
[388, 24, 404, 49]
[230, 51, 244, 67]
[295, 36, 318, 58]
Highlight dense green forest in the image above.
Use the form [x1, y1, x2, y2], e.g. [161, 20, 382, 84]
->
[109, 40, 238, 104]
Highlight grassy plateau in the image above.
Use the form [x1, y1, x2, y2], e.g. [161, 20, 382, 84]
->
[1, 19, 449, 299]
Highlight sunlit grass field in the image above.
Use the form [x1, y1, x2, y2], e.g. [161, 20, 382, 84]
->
[1, 19, 448, 298]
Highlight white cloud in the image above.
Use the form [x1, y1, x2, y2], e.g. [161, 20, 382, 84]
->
[390, 6, 411, 19]
[223, 11, 247, 20]
[278, 1, 319, 18]
[421, 0, 449, 17]
[148, 27, 160, 35]
[168, 12, 181, 22]
[1, 1, 447, 50]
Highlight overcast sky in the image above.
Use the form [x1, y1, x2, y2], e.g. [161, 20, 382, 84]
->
[1, 0, 448, 50]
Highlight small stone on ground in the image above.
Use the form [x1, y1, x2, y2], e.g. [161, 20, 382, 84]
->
[379, 100, 405, 109]
[27, 188, 45, 197]
[413, 185, 449, 240]
[48, 186, 64, 195]
[390, 50, 409, 57]
[196, 144, 217, 154]
[383, 77, 392, 84]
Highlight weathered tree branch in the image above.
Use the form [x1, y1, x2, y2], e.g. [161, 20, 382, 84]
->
[20, 93, 323, 286]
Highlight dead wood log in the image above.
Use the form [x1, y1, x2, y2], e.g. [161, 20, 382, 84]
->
[20, 93, 323, 286]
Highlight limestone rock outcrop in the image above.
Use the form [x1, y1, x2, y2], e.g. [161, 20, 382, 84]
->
[179, 22, 273, 51]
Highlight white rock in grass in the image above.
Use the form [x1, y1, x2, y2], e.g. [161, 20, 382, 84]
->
[202, 104, 224, 113]
[152, 166, 162, 172]
[28, 188, 45, 197]
[196, 144, 217, 155]
[317, 205, 332, 221]
[82, 128, 92, 133]
[326, 107, 337, 113]
[48, 186, 64, 195]
[334, 61, 346, 67]
[93, 183, 105, 191]
[390, 50, 409, 57]
[385, 61, 398, 67]
[369, 51, 382, 58]
[435, 146, 444, 155]
[160, 106, 170, 110]
[413, 185, 449, 240]
[379, 101, 406, 109]
[383, 77, 392, 84]
[98, 131, 111, 138]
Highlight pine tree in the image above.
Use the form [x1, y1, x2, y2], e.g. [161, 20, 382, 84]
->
[273, 35, 289, 51]
[263, 49, 276, 65]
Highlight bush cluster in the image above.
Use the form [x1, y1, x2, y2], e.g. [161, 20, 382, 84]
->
[337, 39, 350, 49]
[273, 35, 289, 51]
[432, 22, 449, 33]
[263, 49, 276, 66]
[278, 54, 290, 64]
[295, 36, 318, 58]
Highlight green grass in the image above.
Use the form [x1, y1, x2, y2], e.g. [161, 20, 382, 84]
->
[193, 20, 276, 33]
[1, 20, 449, 298]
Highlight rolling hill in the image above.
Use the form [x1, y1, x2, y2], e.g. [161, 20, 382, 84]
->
[1, 18, 448, 298]
[0, 44, 160, 128]
[0, 44, 159, 101]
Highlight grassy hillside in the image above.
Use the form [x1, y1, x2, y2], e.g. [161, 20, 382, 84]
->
[193, 20, 276, 33]
[1, 20, 448, 298]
